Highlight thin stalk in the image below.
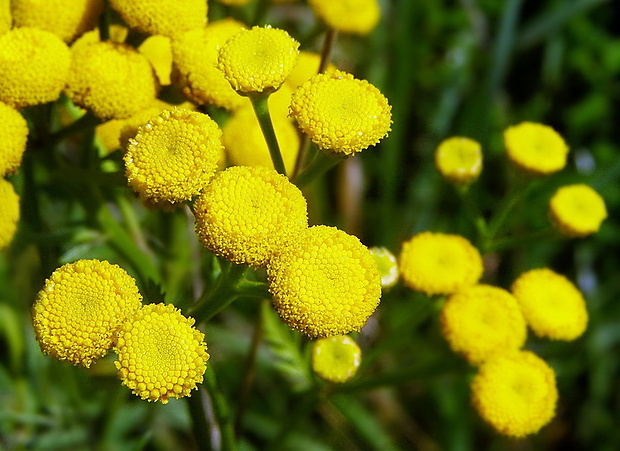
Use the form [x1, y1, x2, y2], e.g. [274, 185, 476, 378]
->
[203, 367, 237, 451]
[249, 94, 287, 176]
[49, 113, 102, 146]
[293, 150, 346, 188]
[189, 263, 248, 323]
[187, 388, 214, 451]
[455, 184, 488, 243]
[98, 1, 110, 41]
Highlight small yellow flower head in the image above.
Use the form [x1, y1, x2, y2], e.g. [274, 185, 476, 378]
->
[504, 122, 569, 175]
[0, 102, 29, 176]
[32, 259, 143, 367]
[290, 70, 392, 155]
[440, 285, 527, 365]
[549, 184, 607, 237]
[66, 41, 159, 120]
[435, 137, 483, 185]
[11, 0, 104, 42]
[267, 225, 381, 337]
[284, 51, 336, 91]
[369, 247, 399, 289]
[471, 350, 558, 437]
[312, 335, 362, 383]
[108, 0, 207, 39]
[114, 303, 209, 404]
[398, 232, 483, 297]
[217, 26, 300, 94]
[0, 2, 10, 35]
[308, 0, 380, 35]
[194, 166, 308, 267]
[0, 179, 20, 250]
[125, 109, 223, 207]
[0, 27, 71, 108]
[139, 35, 172, 86]
[511, 268, 588, 340]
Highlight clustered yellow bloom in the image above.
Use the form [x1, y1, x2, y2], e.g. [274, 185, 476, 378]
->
[434, 136, 483, 185]
[32, 259, 143, 367]
[312, 335, 362, 383]
[0, 101, 29, 175]
[308, 0, 380, 35]
[289, 70, 392, 155]
[369, 247, 399, 288]
[549, 184, 607, 237]
[503, 122, 569, 175]
[114, 303, 209, 404]
[0, 179, 20, 250]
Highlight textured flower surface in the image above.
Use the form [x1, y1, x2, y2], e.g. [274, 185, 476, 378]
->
[115, 303, 209, 404]
[0, 179, 20, 250]
[308, 0, 380, 35]
[549, 184, 607, 237]
[511, 268, 588, 340]
[312, 335, 361, 383]
[289, 70, 391, 155]
[369, 247, 399, 288]
[32, 260, 143, 367]
[0, 101, 29, 175]
[267, 225, 381, 337]
[435, 136, 483, 185]
[504, 122, 568, 175]
[472, 350, 558, 437]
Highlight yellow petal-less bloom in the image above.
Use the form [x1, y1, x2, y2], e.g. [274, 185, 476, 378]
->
[504, 122, 569, 175]
[511, 268, 588, 340]
[369, 247, 399, 289]
[114, 303, 209, 404]
[138, 35, 172, 86]
[0, 179, 20, 250]
[0, 27, 70, 108]
[125, 109, 223, 208]
[308, 0, 380, 35]
[0, 102, 28, 176]
[440, 285, 527, 365]
[289, 70, 392, 155]
[32, 260, 143, 367]
[399, 232, 483, 296]
[267, 225, 381, 337]
[471, 350, 558, 437]
[549, 184, 607, 237]
[312, 335, 362, 383]
[435, 137, 483, 185]
[217, 26, 300, 94]
[194, 166, 308, 267]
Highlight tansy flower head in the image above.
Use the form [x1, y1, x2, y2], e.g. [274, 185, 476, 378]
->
[0, 27, 70, 108]
[32, 259, 143, 367]
[217, 26, 300, 94]
[369, 247, 399, 289]
[504, 122, 569, 175]
[440, 285, 527, 365]
[289, 70, 392, 155]
[0, 179, 20, 250]
[312, 335, 361, 383]
[308, 0, 380, 35]
[125, 109, 223, 208]
[549, 184, 607, 237]
[139, 35, 172, 86]
[471, 350, 558, 437]
[194, 166, 308, 267]
[114, 303, 209, 404]
[435, 137, 483, 185]
[284, 51, 336, 90]
[398, 232, 483, 296]
[267, 225, 381, 337]
[0, 102, 29, 176]
[511, 268, 588, 340]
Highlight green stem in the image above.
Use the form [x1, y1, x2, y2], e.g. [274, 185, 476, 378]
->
[49, 113, 102, 146]
[187, 388, 214, 451]
[203, 366, 237, 451]
[249, 94, 287, 176]
[455, 185, 488, 243]
[98, 1, 110, 41]
[293, 150, 347, 188]
[189, 263, 248, 323]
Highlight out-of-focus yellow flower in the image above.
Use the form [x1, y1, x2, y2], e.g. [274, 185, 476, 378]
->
[0, 179, 20, 250]
[435, 137, 483, 185]
[194, 166, 308, 267]
[308, 0, 380, 35]
[32, 259, 143, 367]
[0, 1, 12, 35]
[284, 51, 336, 90]
[214, 0, 253, 5]
[218, 26, 299, 94]
[139, 35, 172, 86]
[549, 184, 607, 237]
[504, 122, 568, 175]
[0, 27, 70, 108]
[471, 350, 558, 437]
[511, 268, 588, 340]
[290, 70, 391, 155]
[312, 335, 361, 383]
[0, 102, 28, 176]
[71, 24, 128, 50]
[114, 303, 209, 404]
[369, 247, 399, 289]
[267, 225, 381, 337]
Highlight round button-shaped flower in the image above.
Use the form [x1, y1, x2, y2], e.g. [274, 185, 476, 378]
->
[32, 259, 143, 367]
[369, 246, 399, 289]
[308, 0, 380, 35]
[472, 350, 558, 437]
[504, 122, 568, 175]
[290, 70, 392, 155]
[0, 179, 20, 250]
[312, 335, 362, 383]
[0, 102, 28, 176]
[549, 184, 607, 237]
[194, 166, 308, 267]
[114, 303, 209, 404]
[435, 136, 483, 185]
[267, 225, 381, 337]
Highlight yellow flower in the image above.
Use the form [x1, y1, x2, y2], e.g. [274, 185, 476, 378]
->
[11, 0, 104, 42]
[124, 108, 223, 208]
[549, 184, 607, 237]
[0, 27, 71, 108]
[284, 51, 336, 91]
[32, 259, 143, 367]
[0, 2, 10, 35]
[217, 26, 299, 94]
[289, 70, 392, 155]
[0, 179, 20, 250]
[511, 268, 588, 340]
[471, 350, 558, 437]
[114, 303, 209, 404]
[138, 35, 172, 86]
[440, 285, 527, 365]
[71, 24, 128, 50]
[369, 247, 399, 288]
[503, 122, 568, 175]
[194, 166, 308, 267]
[0, 102, 29, 176]
[66, 41, 159, 120]
[214, 0, 253, 5]
[108, 0, 207, 39]
[312, 335, 361, 383]
[267, 225, 381, 337]
[308, 0, 380, 35]
[435, 137, 483, 185]
[398, 232, 483, 296]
